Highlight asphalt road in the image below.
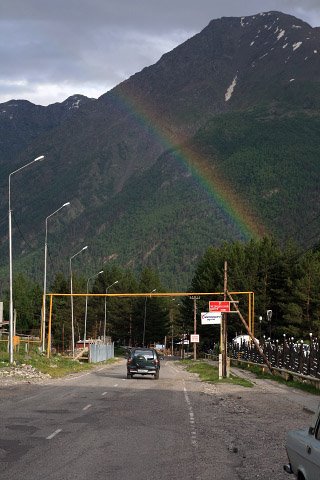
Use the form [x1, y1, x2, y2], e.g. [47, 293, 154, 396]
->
[0, 358, 238, 480]
[1, 358, 319, 480]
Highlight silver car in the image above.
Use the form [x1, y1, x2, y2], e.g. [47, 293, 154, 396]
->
[284, 405, 320, 479]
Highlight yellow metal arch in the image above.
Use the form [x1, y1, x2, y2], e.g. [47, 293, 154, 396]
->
[46, 291, 254, 356]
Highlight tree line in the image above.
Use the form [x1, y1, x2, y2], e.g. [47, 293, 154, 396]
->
[2, 237, 320, 350]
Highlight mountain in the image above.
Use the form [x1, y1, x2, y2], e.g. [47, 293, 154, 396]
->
[0, 11, 320, 290]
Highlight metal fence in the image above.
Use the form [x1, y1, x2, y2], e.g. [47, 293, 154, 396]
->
[229, 338, 320, 378]
[89, 343, 114, 363]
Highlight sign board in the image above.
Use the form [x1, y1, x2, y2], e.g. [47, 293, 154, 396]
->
[209, 301, 230, 312]
[190, 334, 199, 343]
[201, 312, 222, 325]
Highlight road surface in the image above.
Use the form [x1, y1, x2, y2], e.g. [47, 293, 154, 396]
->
[0, 358, 318, 479]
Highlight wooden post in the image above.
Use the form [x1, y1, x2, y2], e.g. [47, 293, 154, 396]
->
[193, 297, 197, 360]
[190, 296, 200, 360]
[47, 294, 53, 358]
[222, 261, 228, 377]
[227, 291, 274, 374]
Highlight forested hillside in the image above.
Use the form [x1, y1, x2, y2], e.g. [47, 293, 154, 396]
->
[0, 11, 320, 292]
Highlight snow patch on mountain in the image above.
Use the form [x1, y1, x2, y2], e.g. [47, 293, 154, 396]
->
[277, 30, 286, 41]
[225, 76, 237, 102]
[292, 42, 302, 51]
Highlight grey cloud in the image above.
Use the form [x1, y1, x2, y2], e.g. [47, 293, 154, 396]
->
[0, 0, 319, 105]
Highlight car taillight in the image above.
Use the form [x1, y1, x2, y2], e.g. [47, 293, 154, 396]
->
[128, 358, 132, 364]
[154, 359, 159, 365]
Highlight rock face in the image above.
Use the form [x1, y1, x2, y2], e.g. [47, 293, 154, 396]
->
[0, 11, 320, 288]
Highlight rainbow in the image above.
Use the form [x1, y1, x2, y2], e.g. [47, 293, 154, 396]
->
[107, 87, 266, 240]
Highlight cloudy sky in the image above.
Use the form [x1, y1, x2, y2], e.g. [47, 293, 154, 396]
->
[1, 0, 320, 106]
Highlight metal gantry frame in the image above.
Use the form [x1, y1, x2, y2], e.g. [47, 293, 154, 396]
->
[45, 291, 255, 357]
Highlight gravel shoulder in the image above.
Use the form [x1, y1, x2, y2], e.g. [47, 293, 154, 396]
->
[178, 361, 320, 480]
[0, 364, 51, 385]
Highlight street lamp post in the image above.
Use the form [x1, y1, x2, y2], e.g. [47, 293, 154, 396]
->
[143, 289, 156, 347]
[70, 245, 88, 356]
[103, 280, 119, 342]
[8, 155, 45, 364]
[42, 202, 70, 351]
[84, 270, 104, 347]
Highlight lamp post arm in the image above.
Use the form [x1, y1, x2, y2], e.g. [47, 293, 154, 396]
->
[9, 155, 44, 180]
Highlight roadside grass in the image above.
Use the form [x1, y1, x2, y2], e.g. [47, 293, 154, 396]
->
[0, 346, 119, 378]
[181, 360, 253, 388]
[232, 361, 320, 396]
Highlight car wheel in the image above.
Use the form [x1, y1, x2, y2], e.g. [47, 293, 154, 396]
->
[154, 371, 159, 380]
[127, 373, 132, 379]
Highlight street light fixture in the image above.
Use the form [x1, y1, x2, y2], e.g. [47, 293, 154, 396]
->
[8, 154, 45, 364]
[103, 280, 119, 342]
[70, 245, 88, 356]
[84, 270, 104, 347]
[42, 202, 70, 351]
[143, 289, 156, 347]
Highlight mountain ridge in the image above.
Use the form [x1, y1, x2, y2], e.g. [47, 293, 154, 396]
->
[0, 11, 319, 289]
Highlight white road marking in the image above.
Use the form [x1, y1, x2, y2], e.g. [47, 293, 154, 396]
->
[46, 429, 62, 440]
[102, 392, 108, 396]
[183, 385, 198, 448]
[82, 404, 92, 411]
[113, 384, 118, 387]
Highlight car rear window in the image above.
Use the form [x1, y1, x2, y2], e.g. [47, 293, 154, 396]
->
[133, 350, 155, 359]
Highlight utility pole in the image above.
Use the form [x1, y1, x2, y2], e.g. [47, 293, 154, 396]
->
[190, 296, 200, 360]
[221, 261, 228, 377]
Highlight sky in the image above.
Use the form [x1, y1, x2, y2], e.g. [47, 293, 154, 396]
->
[1, 0, 320, 106]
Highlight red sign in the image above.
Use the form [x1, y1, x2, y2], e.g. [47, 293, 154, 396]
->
[209, 301, 230, 312]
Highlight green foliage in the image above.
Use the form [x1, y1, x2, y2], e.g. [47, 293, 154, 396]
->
[36, 265, 170, 350]
[3, 273, 43, 335]
[187, 238, 320, 341]
[194, 108, 320, 246]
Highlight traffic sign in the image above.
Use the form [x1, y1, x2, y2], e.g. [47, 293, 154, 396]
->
[190, 334, 199, 343]
[201, 312, 222, 325]
[209, 301, 230, 312]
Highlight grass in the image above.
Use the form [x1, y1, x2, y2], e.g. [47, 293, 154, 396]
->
[231, 361, 320, 396]
[0, 345, 119, 378]
[180, 359, 253, 388]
